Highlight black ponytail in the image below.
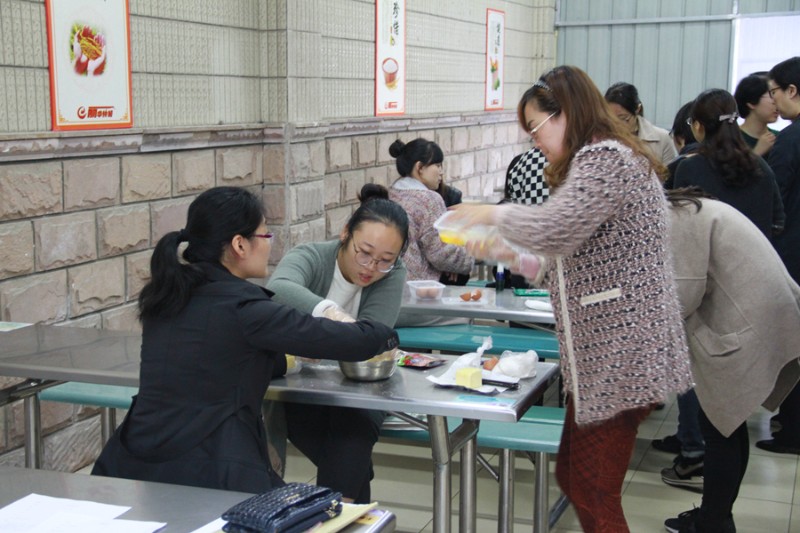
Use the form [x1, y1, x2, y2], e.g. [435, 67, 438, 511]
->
[389, 138, 444, 177]
[139, 186, 266, 320]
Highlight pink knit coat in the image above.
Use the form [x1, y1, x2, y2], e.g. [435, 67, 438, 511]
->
[497, 140, 692, 425]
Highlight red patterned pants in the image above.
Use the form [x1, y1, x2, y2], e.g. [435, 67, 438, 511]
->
[556, 398, 653, 532]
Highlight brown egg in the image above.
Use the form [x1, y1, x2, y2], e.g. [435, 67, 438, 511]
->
[460, 291, 472, 301]
[471, 289, 482, 301]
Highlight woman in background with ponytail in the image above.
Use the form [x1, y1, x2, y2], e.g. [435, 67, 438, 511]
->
[266, 183, 408, 503]
[674, 88, 783, 239]
[92, 186, 398, 494]
[387, 138, 474, 326]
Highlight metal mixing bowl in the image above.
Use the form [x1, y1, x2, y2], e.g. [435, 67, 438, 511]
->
[339, 352, 397, 382]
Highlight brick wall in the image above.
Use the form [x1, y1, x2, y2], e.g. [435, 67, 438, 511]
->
[0, 114, 532, 468]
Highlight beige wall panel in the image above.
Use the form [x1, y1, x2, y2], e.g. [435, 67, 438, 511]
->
[321, 0, 373, 40]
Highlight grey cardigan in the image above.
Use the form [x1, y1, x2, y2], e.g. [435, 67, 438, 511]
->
[265, 239, 407, 327]
[670, 199, 800, 437]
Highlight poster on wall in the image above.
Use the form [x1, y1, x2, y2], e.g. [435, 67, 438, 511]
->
[484, 9, 505, 111]
[375, 0, 405, 116]
[45, 0, 133, 130]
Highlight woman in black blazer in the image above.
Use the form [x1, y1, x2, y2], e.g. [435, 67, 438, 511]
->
[92, 186, 398, 493]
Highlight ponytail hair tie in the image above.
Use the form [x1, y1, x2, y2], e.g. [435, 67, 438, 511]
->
[718, 112, 739, 124]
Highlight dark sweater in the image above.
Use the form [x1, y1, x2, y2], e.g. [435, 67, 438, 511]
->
[673, 154, 783, 239]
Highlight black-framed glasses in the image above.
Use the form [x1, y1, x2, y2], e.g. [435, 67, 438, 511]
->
[252, 233, 273, 240]
[352, 240, 396, 273]
[768, 86, 782, 98]
[686, 118, 694, 126]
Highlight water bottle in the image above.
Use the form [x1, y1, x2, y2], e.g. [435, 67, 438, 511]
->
[495, 264, 506, 292]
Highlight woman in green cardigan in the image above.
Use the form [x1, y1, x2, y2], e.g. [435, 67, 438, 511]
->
[265, 183, 409, 503]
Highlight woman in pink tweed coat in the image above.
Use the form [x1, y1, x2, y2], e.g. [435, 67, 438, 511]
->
[449, 66, 692, 532]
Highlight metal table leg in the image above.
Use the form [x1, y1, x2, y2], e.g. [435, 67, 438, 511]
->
[459, 435, 477, 533]
[498, 448, 515, 533]
[425, 415, 480, 533]
[533, 451, 548, 533]
[24, 395, 42, 468]
[428, 415, 452, 533]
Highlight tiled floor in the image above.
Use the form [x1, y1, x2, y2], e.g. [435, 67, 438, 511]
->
[283, 392, 800, 532]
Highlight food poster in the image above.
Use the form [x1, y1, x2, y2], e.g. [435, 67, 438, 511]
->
[484, 9, 504, 111]
[45, 0, 133, 130]
[375, 0, 406, 116]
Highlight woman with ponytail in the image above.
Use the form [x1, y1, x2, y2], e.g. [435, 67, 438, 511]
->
[674, 88, 784, 239]
[92, 186, 398, 493]
[266, 183, 408, 503]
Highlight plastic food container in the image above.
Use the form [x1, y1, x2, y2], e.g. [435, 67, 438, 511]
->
[406, 280, 445, 300]
[434, 211, 498, 247]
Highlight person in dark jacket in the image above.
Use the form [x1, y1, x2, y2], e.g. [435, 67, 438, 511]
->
[92, 186, 398, 493]
[674, 88, 784, 240]
[758, 56, 800, 455]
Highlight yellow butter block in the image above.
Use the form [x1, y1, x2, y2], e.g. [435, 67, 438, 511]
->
[286, 354, 296, 369]
[455, 367, 482, 389]
[438, 232, 465, 246]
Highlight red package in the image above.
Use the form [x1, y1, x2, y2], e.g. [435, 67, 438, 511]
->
[397, 352, 447, 369]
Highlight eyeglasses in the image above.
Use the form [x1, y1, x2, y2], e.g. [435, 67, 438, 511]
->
[685, 118, 694, 126]
[617, 114, 634, 123]
[352, 240, 396, 273]
[529, 112, 556, 136]
[768, 86, 782, 98]
[252, 233, 273, 240]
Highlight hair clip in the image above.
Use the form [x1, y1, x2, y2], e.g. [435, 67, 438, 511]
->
[718, 112, 739, 124]
[533, 79, 551, 92]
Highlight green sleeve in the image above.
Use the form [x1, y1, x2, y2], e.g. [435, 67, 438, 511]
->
[265, 244, 329, 314]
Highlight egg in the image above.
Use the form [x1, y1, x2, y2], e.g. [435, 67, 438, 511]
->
[470, 289, 482, 301]
[460, 291, 472, 301]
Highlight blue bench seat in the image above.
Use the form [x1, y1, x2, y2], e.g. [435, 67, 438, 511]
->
[396, 323, 560, 359]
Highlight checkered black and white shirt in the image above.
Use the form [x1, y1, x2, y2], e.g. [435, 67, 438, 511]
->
[505, 148, 549, 205]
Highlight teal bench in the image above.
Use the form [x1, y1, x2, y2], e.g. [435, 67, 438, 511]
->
[39, 383, 136, 444]
[380, 406, 567, 533]
[396, 324, 560, 360]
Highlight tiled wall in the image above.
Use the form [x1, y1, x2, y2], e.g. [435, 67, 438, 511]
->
[0, 0, 555, 470]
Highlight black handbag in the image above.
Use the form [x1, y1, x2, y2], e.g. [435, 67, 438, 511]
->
[222, 482, 343, 533]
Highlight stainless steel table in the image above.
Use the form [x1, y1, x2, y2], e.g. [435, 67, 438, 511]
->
[0, 465, 252, 532]
[0, 324, 559, 533]
[400, 286, 555, 325]
[0, 466, 396, 533]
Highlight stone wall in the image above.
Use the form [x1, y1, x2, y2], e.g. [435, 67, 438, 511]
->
[0, 0, 556, 470]
[0, 113, 532, 468]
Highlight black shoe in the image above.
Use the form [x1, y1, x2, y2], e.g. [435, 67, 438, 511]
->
[665, 508, 736, 533]
[756, 438, 800, 455]
[654, 402, 666, 410]
[653, 434, 682, 454]
[665, 508, 698, 533]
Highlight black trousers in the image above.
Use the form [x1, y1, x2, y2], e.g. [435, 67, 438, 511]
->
[774, 380, 800, 444]
[695, 408, 748, 532]
[285, 403, 385, 503]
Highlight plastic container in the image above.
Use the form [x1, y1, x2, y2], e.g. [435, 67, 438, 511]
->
[434, 211, 498, 247]
[406, 280, 445, 300]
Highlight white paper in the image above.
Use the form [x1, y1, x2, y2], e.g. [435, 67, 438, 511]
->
[426, 338, 519, 393]
[0, 494, 165, 533]
[188, 517, 226, 533]
[25, 512, 165, 533]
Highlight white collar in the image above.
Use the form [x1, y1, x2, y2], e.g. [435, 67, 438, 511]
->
[392, 177, 429, 191]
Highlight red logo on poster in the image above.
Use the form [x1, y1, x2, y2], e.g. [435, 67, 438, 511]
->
[76, 105, 115, 119]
